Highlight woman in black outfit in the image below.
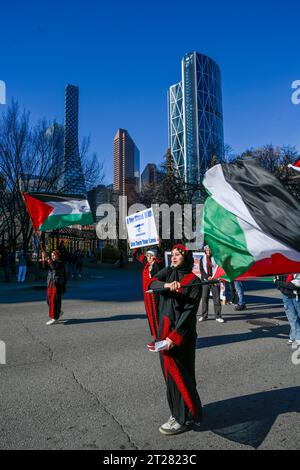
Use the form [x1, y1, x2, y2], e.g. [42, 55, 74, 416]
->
[42, 250, 66, 325]
[148, 244, 202, 435]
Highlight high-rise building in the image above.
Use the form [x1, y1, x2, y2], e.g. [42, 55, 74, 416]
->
[0, 80, 6, 105]
[87, 184, 114, 223]
[59, 84, 86, 196]
[113, 129, 140, 202]
[141, 163, 162, 189]
[46, 123, 64, 188]
[168, 52, 224, 186]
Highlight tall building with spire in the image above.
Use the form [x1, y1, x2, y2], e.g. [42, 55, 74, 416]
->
[168, 52, 224, 186]
[59, 84, 86, 196]
[113, 129, 140, 203]
[46, 122, 64, 188]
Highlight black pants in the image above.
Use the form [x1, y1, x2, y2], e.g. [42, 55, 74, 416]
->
[201, 284, 222, 319]
[229, 282, 239, 304]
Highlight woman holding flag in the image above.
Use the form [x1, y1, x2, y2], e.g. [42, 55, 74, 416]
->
[22, 192, 93, 325]
[42, 249, 66, 325]
[148, 244, 203, 436]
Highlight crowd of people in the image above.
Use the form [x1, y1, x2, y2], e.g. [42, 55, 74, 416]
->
[58, 241, 84, 281]
[0, 242, 85, 285]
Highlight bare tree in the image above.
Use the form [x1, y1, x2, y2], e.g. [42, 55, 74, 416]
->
[0, 101, 105, 251]
[80, 136, 105, 191]
[234, 144, 300, 200]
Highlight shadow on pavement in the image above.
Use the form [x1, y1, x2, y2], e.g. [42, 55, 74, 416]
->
[244, 294, 282, 305]
[63, 313, 147, 325]
[222, 309, 286, 322]
[192, 386, 300, 449]
[245, 304, 283, 311]
[196, 324, 290, 349]
[243, 280, 275, 292]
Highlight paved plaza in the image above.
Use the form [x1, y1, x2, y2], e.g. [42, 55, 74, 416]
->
[0, 265, 299, 450]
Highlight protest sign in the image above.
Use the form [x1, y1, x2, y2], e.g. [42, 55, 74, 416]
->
[126, 208, 159, 249]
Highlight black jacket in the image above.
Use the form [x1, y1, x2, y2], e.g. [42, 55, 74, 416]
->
[46, 260, 66, 293]
[275, 275, 300, 298]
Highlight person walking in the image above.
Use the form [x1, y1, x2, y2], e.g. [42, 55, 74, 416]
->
[234, 281, 246, 310]
[198, 245, 224, 323]
[17, 251, 28, 283]
[76, 249, 84, 278]
[2, 248, 12, 282]
[148, 244, 202, 435]
[42, 249, 66, 326]
[275, 274, 300, 346]
[69, 250, 78, 280]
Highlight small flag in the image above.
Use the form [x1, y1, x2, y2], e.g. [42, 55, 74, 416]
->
[288, 158, 300, 173]
[202, 159, 300, 280]
[23, 193, 94, 231]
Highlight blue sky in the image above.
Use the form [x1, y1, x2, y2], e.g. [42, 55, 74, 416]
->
[1, 0, 299, 184]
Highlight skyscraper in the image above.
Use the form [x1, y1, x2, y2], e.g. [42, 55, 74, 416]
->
[0, 80, 6, 105]
[141, 163, 162, 190]
[113, 129, 140, 202]
[46, 123, 64, 188]
[168, 52, 224, 186]
[59, 84, 86, 196]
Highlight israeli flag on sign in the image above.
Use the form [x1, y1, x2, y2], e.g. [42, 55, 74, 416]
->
[126, 208, 159, 249]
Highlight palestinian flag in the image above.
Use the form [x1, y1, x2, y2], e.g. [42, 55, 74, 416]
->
[23, 193, 94, 231]
[202, 159, 300, 280]
[288, 158, 300, 173]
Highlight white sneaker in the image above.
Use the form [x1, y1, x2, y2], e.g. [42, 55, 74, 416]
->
[159, 416, 188, 435]
[287, 339, 294, 345]
[216, 318, 225, 323]
[46, 319, 59, 325]
[198, 316, 206, 322]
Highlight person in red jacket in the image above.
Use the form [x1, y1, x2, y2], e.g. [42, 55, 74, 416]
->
[134, 248, 162, 343]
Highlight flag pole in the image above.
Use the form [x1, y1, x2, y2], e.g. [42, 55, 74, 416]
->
[21, 191, 47, 267]
[146, 278, 221, 294]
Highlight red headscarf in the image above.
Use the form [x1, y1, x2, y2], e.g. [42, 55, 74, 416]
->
[172, 244, 188, 256]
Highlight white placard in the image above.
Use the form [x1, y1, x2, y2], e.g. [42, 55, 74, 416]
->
[126, 208, 159, 249]
[164, 251, 204, 278]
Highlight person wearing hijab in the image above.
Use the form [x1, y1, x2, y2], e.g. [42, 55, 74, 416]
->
[134, 247, 162, 343]
[148, 244, 202, 435]
[42, 249, 66, 326]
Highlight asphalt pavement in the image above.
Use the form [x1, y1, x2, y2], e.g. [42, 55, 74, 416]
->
[0, 264, 299, 450]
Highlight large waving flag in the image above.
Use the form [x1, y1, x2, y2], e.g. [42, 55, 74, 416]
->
[202, 159, 300, 280]
[23, 193, 94, 231]
[288, 158, 300, 173]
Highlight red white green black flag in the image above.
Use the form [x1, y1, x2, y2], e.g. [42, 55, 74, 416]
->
[23, 193, 94, 231]
[202, 159, 300, 280]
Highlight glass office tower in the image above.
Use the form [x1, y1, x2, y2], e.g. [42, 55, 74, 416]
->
[168, 52, 224, 186]
[59, 84, 87, 196]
